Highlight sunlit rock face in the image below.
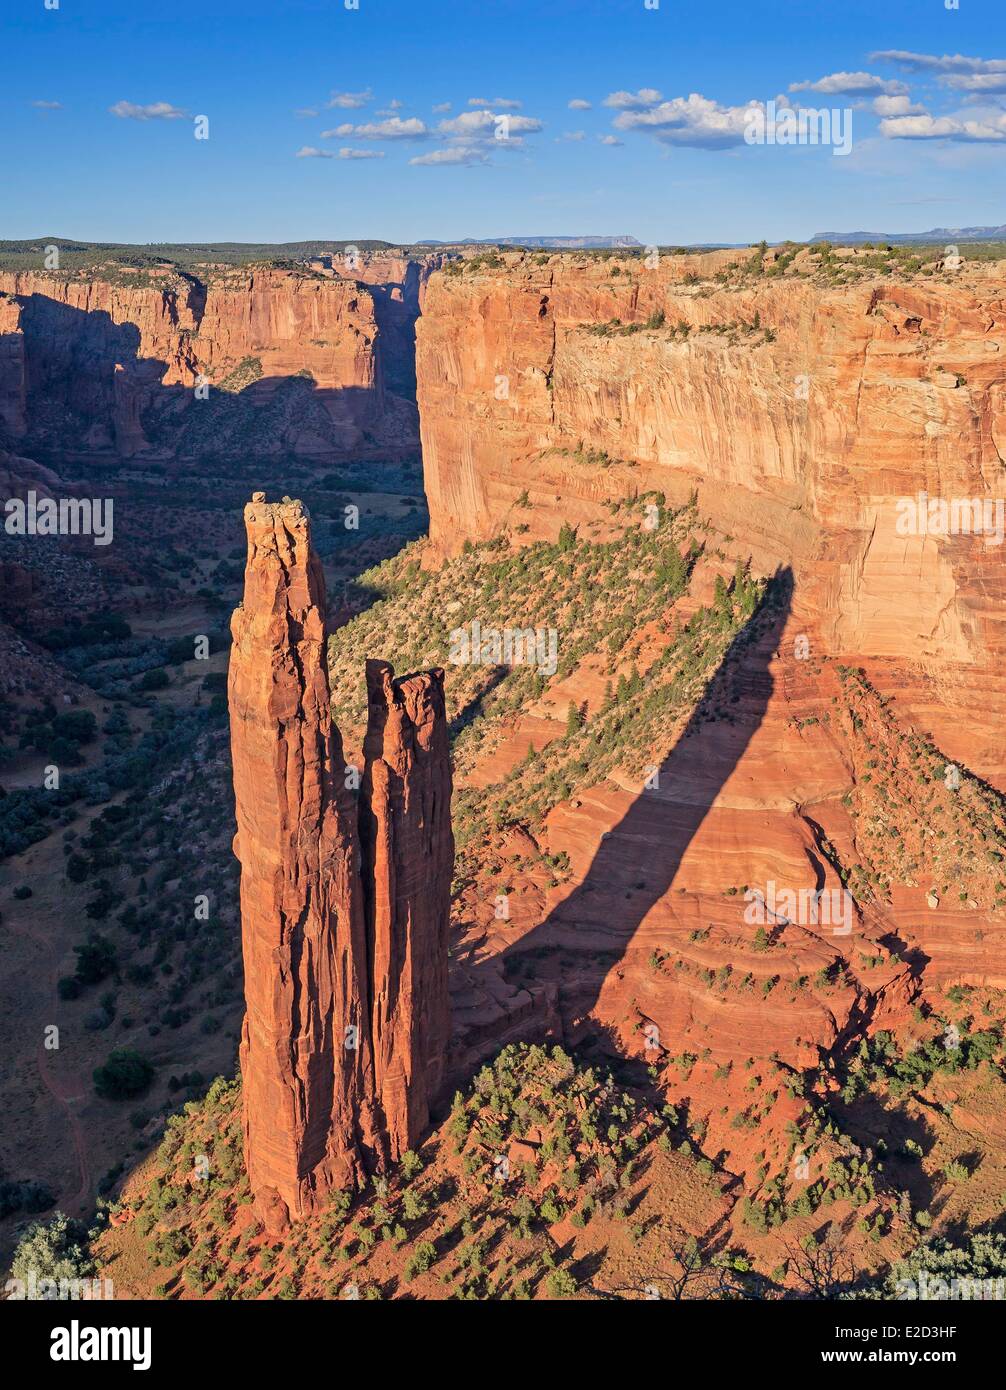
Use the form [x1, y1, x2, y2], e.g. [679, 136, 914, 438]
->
[228, 495, 453, 1228]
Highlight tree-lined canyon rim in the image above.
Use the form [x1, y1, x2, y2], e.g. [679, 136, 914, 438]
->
[4, 0, 1006, 1348]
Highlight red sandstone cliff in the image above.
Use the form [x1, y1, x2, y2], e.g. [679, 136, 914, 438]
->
[416, 250, 1006, 783]
[228, 494, 453, 1225]
[413, 250, 1006, 1145]
[0, 263, 417, 459]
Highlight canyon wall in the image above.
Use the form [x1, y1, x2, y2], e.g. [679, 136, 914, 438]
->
[416, 252, 1006, 784]
[0, 262, 421, 460]
[228, 494, 453, 1227]
[350, 253, 445, 399]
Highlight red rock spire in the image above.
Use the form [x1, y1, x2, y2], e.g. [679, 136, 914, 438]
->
[228, 494, 453, 1227]
[361, 660, 453, 1161]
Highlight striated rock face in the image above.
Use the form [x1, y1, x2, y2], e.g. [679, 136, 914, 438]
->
[416, 251, 1006, 1147]
[0, 264, 418, 459]
[416, 252, 1006, 783]
[361, 659, 453, 1160]
[228, 495, 453, 1226]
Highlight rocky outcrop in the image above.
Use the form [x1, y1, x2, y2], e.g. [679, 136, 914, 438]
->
[228, 494, 452, 1226]
[361, 659, 453, 1160]
[0, 264, 418, 459]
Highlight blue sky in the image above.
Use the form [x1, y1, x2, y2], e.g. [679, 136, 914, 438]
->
[5, 0, 1006, 244]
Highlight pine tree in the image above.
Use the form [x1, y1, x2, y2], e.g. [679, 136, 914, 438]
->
[557, 521, 577, 552]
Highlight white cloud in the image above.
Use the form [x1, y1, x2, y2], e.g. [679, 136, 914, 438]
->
[295, 107, 319, 118]
[559, 130, 586, 141]
[870, 50, 1006, 75]
[568, 98, 592, 110]
[323, 116, 428, 140]
[468, 96, 522, 109]
[297, 142, 383, 162]
[613, 92, 757, 148]
[879, 110, 1006, 141]
[790, 71, 907, 96]
[326, 88, 373, 109]
[32, 100, 63, 110]
[432, 102, 451, 113]
[437, 110, 542, 138]
[598, 134, 623, 146]
[603, 88, 663, 110]
[944, 73, 1006, 93]
[872, 94, 925, 117]
[409, 146, 489, 166]
[109, 100, 187, 120]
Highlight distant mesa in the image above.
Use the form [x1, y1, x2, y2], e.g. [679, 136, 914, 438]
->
[810, 224, 1006, 244]
[416, 235, 642, 249]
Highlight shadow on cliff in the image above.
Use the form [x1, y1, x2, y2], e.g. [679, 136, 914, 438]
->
[7, 292, 418, 466]
[488, 566, 794, 1043]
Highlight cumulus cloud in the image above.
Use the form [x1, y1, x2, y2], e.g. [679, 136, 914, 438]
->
[323, 116, 428, 140]
[559, 130, 586, 141]
[603, 88, 663, 110]
[872, 94, 925, 117]
[326, 88, 373, 109]
[437, 109, 542, 137]
[296, 146, 336, 158]
[568, 98, 592, 110]
[338, 147, 385, 159]
[468, 96, 522, 109]
[789, 71, 907, 96]
[879, 110, 1006, 141]
[612, 92, 758, 148]
[598, 134, 623, 146]
[109, 100, 187, 120]
[432, 102, 452, 113]
[295, 107, 320, 117]
[409, 145, 489, 166]
[32, 99, 63, 110]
